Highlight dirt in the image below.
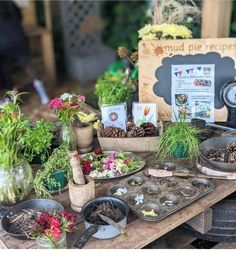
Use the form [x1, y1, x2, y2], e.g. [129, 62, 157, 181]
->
[87, 202, 124, 225]
[192, 181, 209, 190]
[8, 208, 44, 236]
[177, 187, 197, 198]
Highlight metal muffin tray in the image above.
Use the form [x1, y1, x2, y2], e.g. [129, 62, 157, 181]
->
[108, 162, 215, 222]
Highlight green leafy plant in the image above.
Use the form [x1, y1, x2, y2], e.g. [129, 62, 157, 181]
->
[95, 72, 134, 107]
[0, 91, 54, 167]
[20, 120, 55, 163]
[155, 118, 199, 162]
[34, 145, 72, 198]
[0, 91, 54, 204]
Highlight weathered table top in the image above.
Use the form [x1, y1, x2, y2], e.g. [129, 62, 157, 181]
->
[1, 153, 236, 249]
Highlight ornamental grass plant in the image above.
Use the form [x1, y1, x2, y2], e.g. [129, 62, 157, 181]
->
[155, 117, 200, 162]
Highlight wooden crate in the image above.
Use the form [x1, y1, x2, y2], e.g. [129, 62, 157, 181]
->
[97, 122, 163, 152]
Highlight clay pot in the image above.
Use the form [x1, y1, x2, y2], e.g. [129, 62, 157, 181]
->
[68, 175, 95, 212]
[73, 123, 93, 153]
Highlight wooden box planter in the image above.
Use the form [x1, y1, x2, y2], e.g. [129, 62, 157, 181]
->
[97, 122, 163, 152]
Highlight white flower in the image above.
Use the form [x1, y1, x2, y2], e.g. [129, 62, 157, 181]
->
[114, 187, 128, 196]
[135, 194, 144, 205]
[60, 93, 72, 100]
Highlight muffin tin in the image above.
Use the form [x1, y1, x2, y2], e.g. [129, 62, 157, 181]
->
[108, 162, 215, 222]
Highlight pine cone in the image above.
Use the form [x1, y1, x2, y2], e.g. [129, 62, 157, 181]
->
[127, 126, 145, 137]
[140, 122, 158, 137]
[226, 142, 236, 153]
[103, 126, 126, 138]
[127, 122, 136, 131]
[117, 46, 128, 58]
[130, 52, 138, 62]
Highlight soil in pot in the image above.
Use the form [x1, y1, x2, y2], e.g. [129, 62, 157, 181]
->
[87, 202, 124, 225]
[45, 171, 68, 192]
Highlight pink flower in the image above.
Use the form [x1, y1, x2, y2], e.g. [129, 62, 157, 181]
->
[78, 95, 86, 102]
[104, 156, 115, 170]
[48, 98, 63, 110]
[60, 102, 67, 108]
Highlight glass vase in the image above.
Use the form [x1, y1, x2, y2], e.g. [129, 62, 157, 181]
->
[36, 232, 67, 249]
[59, 124, 77, 150]
[0, 160, 33, 205]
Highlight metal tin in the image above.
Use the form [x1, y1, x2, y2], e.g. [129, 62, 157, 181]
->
[108, 163, 215, 222]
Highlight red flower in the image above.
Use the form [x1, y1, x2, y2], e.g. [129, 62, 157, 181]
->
[124, 157, 132, 165]
[83, 160, 92, 175]
[49, 217, 61, 228]
[94, 147, 102, 155]
[70, 101, 78, 106]
[36, 212, 51, 229]
[60, 211, 76, 223]
[45, 227, 62, 241]
[144, 106, 151, 116]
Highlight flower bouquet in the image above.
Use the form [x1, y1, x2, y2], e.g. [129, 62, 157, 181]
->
[48, 93, 85, 126]
[48, 93, 85, 149]
[78, 148, 145, 179]
[33, 211, 76, 249]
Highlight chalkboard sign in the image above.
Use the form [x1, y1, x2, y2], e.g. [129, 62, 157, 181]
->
[139, 38, 236, 122]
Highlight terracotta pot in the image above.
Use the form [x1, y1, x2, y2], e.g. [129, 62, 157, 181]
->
[68, 175, 95, 212]
[73, 123, 93, 153]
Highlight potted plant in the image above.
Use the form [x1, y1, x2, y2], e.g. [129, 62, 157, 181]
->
[155, 116, 199, 162]
[33, 211, 76, 249]
[95, 72, 134, 108]
[0, 91, 54, 205]
[68, 150, 95, 212]
[34, 144, 72, 198]
[20, 120, 55, 164]
[48, 93, 85, 150]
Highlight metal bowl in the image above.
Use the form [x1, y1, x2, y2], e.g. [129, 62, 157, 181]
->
[199, 136, 236, 171]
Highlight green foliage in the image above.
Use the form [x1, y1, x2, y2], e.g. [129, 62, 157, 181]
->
[230, 1, 236, 37]
[20, 121, 55, 162]
[101, 0, 149, 50]
[0, 92, 54, 167]
[95, 72, 134, 107]
[34, 145, 71, 198]
[155, 119, 199, 162]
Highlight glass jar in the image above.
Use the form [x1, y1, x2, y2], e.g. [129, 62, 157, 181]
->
[59, 124, 77, 150]
[36, 232, 67, 249]
[0, 160, 33, 205]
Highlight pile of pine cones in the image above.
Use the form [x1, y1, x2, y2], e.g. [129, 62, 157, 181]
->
[100, 122, 158, 138]
[206, 142, 236, 163]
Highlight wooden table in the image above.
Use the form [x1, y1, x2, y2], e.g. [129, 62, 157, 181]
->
[1, 153, 236, 249]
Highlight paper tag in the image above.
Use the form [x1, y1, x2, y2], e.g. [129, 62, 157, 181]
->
[101, 103, 127, 131]
[132, 102, 157, 126]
